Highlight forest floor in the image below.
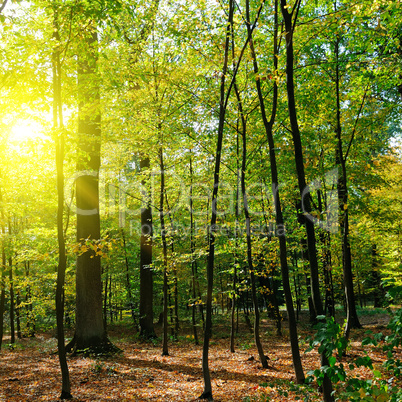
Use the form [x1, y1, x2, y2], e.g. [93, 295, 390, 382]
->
[0, 309, 399, 401]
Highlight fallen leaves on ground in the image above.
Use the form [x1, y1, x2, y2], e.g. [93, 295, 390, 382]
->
[0, 312, 398, 401]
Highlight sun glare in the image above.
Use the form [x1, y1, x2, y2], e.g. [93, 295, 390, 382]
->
[10, 119, 48, 143]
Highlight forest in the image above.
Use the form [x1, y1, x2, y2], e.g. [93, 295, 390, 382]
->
[0, 0, 401, 400]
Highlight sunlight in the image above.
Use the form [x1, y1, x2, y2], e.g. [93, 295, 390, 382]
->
[10, 119, 48, 143]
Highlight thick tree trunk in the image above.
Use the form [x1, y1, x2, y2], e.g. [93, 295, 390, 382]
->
[71, 24, 114, 354]
[139, 156, 155, 339]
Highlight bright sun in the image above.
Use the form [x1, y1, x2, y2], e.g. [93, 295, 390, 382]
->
[10, 119, 48, 143]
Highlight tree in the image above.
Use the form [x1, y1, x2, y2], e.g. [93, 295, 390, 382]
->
[333, 32, 362, 336]
[139, 156, 156, 339]
[246, 0, 305, 383]
[232, 15, 268, 368]
[69, 16, 113, 353]
[200, 1, 233, 398]
[52, 2, 72, 397]
[280, 0, 333, 399]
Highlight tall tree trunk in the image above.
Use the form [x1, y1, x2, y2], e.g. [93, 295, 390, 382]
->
[0, 221, 5, 350]
[318, 190, 335, 318]
[53, 6, 72, 397]
[280, 1, 333, 398]
[159, 145, 169, 356]
[16, 292, 21, 339]
[24, 261, 34, 337]
[231, 22, 268, 367]
[122, 230, 136, 324]
[172, 258, 179, 339]
[230, 131, 240, 354]
[139, 156, 155, 338]
[0, 185, 6, 350]
[108, 273, 113, 323]
[239, 112, 268, 369]
[200, 1, 234, 398]
[247, 0, 304, 383]
[334, 36, 361, 337]
[189, 150, 199, 346]
[103, 271, 108, 328]
[71, 21, 113, 353]
[9, 252, 15, 345]
[0, 272, 4, 350]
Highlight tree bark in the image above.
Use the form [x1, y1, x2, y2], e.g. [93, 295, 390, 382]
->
[139, 156, 155, 339]
[333, 36, 361, 336]
[232, 33, 268, 367]
[0, 186, 6, 351]
[159, 146, 169, 356]
[200, 2, 234, 399]
[122, 230, 136, 324]
[246, 0, 304, 383]
[72, 22, 114, 353]
[189, 150, 199, 346]
[230, 132, 240, 354]
[280, 1, 333, 398]
[9, 249, 15, 345]
[53, 6, 72, 396]
[0, 226, 5, 350]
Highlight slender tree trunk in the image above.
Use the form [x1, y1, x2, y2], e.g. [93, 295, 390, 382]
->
[0, 186, 6, 350]
[139, 156, 155, 338]
[200, 2, 234, 398]
[172, 259, 179, 339]
[108, 273, 113, 323]
[189, 150, 199, 346]
[334, 37, 361, 337]
[159, 145, 169, 356]
[103, 271, 108, 328]
[281, 2, 323, 319]
[247, 0, 304, 382]
[280, 1, 333, 399]
[53, 8, 72, 396]
[122, 230, 136, 324]
[0, 228, 5, 350]
[230, 132, 240, 353]
[9, 254, 15, 345]
[232, 34, 268, 367]
[16, 293, 21, 339]
[318, 189, 335, 318]
[24, 261, 34, 337]
[0, 277, 4, 349]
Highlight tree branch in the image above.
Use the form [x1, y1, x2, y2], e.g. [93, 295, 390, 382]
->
[344, 85, 369, 161]
[0, 0, 9, 14]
